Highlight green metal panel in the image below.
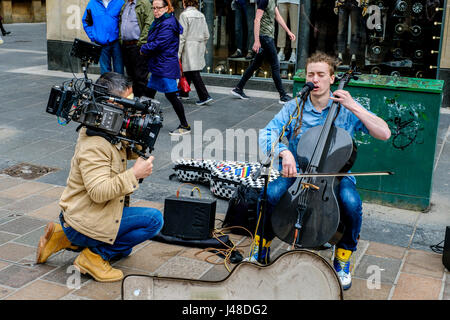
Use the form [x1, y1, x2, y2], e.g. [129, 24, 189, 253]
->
[293, 70, 444, 211]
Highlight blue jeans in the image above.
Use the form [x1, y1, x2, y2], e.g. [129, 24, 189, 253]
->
[99, 41, 124, 75]
[237, 35, 286, 97]
[60, 207, 163, 261]
[256, 176, 362, 251]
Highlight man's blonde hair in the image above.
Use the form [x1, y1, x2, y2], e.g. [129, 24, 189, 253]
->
[306, 51, 337, 76]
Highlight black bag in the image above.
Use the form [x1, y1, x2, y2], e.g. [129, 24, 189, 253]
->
[222, 183, 260, 236]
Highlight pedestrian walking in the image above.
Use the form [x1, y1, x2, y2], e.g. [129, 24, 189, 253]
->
[178, 0, 213, 106]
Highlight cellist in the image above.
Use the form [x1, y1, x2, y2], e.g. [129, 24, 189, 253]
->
[250, 51, 391, 290]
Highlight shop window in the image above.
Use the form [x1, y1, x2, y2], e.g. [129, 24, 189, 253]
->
[190, 0, 445, 80]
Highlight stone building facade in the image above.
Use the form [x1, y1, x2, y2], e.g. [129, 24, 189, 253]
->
[0, 0, 46, 23]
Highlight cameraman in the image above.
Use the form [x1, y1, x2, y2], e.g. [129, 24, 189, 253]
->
[36, 72, 163, 283]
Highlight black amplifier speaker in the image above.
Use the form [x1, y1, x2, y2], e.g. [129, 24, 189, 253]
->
[443, 226, 450, 271]
[162, 196, 217, 240]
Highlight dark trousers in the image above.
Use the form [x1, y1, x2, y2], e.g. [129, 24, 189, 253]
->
[180, 71, 210, 101]
[237, 35, 286, 97]
[147, 88, 189, 128]
[121, 43, 151, 98]
[0, 17, 8, 35]
[337, 2, 361, 55]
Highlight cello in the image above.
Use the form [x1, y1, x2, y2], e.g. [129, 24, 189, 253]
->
[270, 65, 361, 249]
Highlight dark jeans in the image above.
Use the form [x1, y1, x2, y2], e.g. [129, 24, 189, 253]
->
[121, 43, 150, 98]
[256, 176, 363, 252]
[147, 88, 189, 127]
[60, 207, 163, 261]
[99, 40, 124, 75]
[180, 71, 210, 101]
[236, 35, 286, 97]
[234, 1, 255, 52]
[337, 2, 361, 55]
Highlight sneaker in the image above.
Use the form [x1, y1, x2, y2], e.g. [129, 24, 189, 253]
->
[178, 95, 189, 100]
[0, 37, 3, 45]
[245, 50, 255, 60]
[279, 94, 292, 104]
[196, 96, 213, 106]
[230, 49, 243, 58]
[231, 87, 249, 100]
[169, 125, 191, 136]
[333, 248, 352, 290]
[277, 51, 285, 62]
[243, 236, 271, 265]
[288, 51, 296, 64]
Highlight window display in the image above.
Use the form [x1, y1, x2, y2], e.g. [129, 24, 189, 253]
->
[188, 0, 444, 80]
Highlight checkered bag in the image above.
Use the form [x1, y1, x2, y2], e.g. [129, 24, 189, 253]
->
[210, 161, 280, 199]
[172, 159, 280, 200]
[172, 159, 216, 184]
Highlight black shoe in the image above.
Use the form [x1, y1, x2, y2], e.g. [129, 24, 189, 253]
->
[196, 96, 213, 106]
[279, 94, 292, 104]
[245, 50, 255, 60]
[2, 31, 10, 36]
[230, 49, 243, 58]
[231, 88, 249, 100]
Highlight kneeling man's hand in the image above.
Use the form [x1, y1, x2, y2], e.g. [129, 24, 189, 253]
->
[132, 156, 154, 180]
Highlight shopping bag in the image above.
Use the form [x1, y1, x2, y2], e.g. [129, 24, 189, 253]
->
[178, 60, 191, 93]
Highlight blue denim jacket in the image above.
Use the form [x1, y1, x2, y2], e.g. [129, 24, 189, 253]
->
[259, 93, 370, 183]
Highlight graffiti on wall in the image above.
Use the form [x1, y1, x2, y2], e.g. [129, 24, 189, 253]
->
[384, 96, 425, 150]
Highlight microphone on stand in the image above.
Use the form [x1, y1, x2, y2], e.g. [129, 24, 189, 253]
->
[296, 82, 315, 100]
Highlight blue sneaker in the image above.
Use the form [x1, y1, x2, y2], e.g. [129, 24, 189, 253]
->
[244, 236, 271, 265]
[333, 248, 352, 290]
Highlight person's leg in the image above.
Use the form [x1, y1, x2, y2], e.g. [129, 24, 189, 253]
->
[233, 3, 244, 55]
[128, 44, 150, 97]
[260, 35, 286, 98]
[99, 45, 113, 75]
[236, 41, 265, 90]
[349, 5, 361, 58]
[276, 3, 288, 53]
[336, 177, 362, 252]
[247, 176, 296, 263]
[337, 6, 349, 57]
[165, 91, 189, 128]
[246, 1, 255, 53]
[333, 177, 363, 290]
[188, 71, 210, 102]
[94, 206, 163, 260]
[111, 41, 124, 74]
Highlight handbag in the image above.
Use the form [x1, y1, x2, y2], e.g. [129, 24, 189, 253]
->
[178, 60, 191, 93]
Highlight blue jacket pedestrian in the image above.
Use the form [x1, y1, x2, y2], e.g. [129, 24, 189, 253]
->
[82, 0, 124, 74]
[140, 12, 183, 79]
[82, 0, 124, 45]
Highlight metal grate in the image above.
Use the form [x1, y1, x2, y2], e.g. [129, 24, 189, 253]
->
[0, 163, 58, 180]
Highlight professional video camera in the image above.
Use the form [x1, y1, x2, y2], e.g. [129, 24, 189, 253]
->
[45, 39, 163, 159]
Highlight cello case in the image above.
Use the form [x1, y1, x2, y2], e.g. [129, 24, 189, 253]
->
[122, 250, 343, 300]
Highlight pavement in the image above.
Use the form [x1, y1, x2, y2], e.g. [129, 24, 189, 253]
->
[0, 23, 449, 301]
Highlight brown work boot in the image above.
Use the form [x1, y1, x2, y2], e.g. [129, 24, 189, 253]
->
[36, 222, 78, 264]
[73, 248, 123, 282]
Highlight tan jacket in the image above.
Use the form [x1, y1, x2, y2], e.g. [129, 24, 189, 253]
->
[178, 7, 210, 72]
[59, 128, 139, 244]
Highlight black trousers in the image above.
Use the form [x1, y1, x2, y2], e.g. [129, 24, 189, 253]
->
[121, 43, 151, 98]
[147, 88, 189, 128]
[237, 35, 286, 97]
[0, 18, 8, 35]
[180, 71, 210, 101]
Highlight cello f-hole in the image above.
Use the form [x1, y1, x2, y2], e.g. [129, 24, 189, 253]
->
[321, 179, 329, 201]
